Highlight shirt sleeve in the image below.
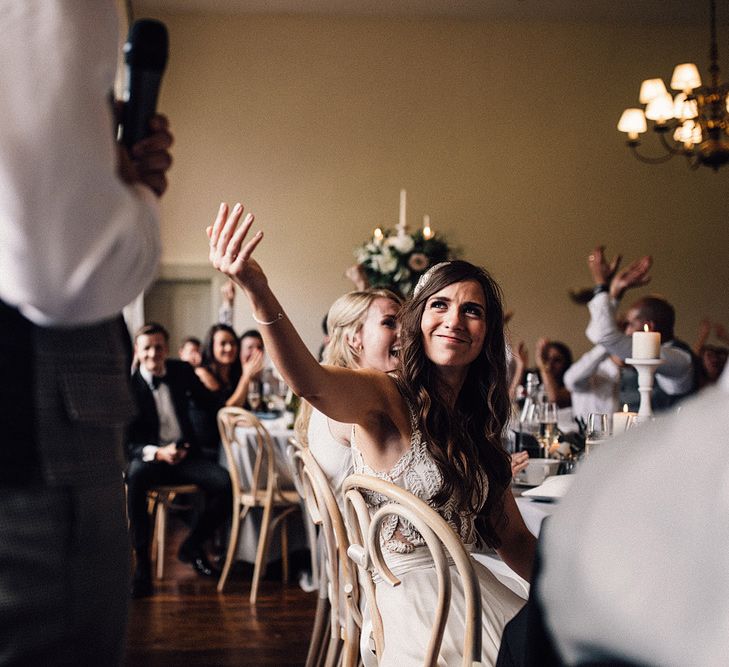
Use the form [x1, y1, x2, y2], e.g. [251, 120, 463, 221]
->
[0, 2, 161, 326]
[142, 445, 160, 462]
[563, 345, 610, 392]
[585, 292, 632, 358]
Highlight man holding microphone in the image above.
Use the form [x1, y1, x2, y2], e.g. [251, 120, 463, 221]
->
[0, 2, 173, 664]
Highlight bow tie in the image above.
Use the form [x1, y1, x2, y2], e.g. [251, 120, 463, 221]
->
[151, 375, 167, 390]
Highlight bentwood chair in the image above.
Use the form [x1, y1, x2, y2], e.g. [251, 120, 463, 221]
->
[216, 407, 301, 603]
[147, 484, 200, 580]
[289, 441, 363, 667]
[342, 474, 483, 667]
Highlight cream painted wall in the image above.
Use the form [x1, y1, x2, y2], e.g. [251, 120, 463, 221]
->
[139, 10, 729, 357]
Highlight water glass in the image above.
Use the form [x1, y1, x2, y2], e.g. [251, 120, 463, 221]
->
[247, 384, 262, 411]
[585, 412, 609, 456]
[537, 402, 559, 457]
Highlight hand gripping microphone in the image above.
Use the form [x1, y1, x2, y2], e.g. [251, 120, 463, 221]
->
[120, 19, 169, 150]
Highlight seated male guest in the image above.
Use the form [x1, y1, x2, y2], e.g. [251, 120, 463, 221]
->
[127, 323, 231, 598]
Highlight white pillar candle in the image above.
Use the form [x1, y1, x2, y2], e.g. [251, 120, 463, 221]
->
[373, 227, 384, 242]
[422, 214, 433, 240]
[632, 325, 661, 359]
[612, 404, 638, 433]
[398, 189, 407, 235]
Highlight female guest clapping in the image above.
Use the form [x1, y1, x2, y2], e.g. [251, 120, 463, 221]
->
[207, 202, 535, 666]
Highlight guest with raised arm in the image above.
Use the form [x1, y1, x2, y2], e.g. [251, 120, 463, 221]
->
[585, 246, 696, 412]
[207, 202, 534, 666]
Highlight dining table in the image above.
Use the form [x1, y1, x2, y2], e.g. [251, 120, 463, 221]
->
[472, 479, 562, 599]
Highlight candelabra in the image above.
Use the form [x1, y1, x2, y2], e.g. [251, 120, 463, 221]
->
[625, 358, 664, 419]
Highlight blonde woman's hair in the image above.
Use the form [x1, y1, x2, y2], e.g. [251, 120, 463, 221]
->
[294, 288, 402, 445]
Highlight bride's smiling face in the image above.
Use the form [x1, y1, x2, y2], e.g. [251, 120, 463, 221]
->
[420, 280, 487, 370]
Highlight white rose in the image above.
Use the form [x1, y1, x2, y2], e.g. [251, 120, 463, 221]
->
[386, 234, 415, 254]
[376, 251, 398, 274]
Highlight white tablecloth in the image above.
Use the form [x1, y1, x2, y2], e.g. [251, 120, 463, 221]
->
[473, 486, 559, 599]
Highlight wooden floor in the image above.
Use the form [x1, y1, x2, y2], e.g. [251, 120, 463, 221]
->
[125, 517, 318, 666]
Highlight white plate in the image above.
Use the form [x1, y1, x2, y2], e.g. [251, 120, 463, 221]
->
[521, 474, 574, 502]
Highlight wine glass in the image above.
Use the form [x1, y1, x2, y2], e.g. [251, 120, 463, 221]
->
[585, 413, 609, 457]
[537, 402, 559, 458]
[247, 384, 262, 412]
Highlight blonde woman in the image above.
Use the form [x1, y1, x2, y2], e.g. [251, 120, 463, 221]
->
[295, 289, 402, 503]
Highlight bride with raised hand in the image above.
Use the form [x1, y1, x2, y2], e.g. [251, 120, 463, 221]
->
[207, 202, 536, 666]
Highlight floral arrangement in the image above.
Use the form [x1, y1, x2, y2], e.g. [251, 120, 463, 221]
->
[354, 228, 454, 297]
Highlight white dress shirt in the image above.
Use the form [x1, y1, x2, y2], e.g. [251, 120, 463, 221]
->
[139, 367, 183, 461]
[0, 1, 160, 326]
[563, 344, 620, 420]
[539, 366, 729, 666]
[585, 292, 693, 396]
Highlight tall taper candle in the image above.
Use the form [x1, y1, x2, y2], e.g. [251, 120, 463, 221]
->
[398, 189, 407, 235]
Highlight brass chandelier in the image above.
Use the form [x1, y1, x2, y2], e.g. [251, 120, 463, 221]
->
[617, 0, 729, 170]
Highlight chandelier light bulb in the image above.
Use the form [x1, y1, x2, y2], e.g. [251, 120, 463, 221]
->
[617, 108, 647, 139]
[639, 78, 668, 104]
[644, 92, 674, 123]
[670, 63, 702, 92]
[673, 93, 699, 120]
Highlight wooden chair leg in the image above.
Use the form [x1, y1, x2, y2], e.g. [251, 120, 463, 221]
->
[280, 516, 289, 583]
[217, 504, 243, 593]
[305, 593, 330, 667]
[323, 634, 342, 667]
[155, 498, 166, 580]
[251, 502, 274, 604]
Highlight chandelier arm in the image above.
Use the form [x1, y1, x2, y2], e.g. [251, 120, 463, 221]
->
[627, 144, 675, 165]
[657, 130, 687, 156]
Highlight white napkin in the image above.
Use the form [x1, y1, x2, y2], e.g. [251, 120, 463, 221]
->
[522, 474, 574, 501]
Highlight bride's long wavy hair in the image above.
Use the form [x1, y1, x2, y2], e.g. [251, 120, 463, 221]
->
[394, 260, 511, 548]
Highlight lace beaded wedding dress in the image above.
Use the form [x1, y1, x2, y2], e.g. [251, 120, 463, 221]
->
[351, 415, 524, 667]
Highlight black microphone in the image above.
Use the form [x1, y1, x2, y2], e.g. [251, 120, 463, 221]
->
[120, 19, 169, 150]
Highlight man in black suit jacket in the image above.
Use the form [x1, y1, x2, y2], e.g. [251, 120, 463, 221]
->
[127, 323, 231, 598]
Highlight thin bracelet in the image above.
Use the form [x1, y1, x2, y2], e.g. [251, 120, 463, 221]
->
[252, 311, 284, 326]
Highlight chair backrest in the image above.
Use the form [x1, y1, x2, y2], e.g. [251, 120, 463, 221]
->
[217, 406, 284, 501]
[342, 474, 483, 667]
[289, 441, 363, 666]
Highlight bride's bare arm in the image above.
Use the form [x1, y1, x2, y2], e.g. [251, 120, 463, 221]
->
[207, 202, 399, 426]
[495, 491, 537, 581]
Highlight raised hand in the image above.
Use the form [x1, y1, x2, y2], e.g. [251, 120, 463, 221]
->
[535, 337, 548, 370]
[243, 347, 265, 380]
[609, 255, 652, 300]
[221, 279, 236, 305]
[207, 202, 267, 293]
[587, 245, 622, 286]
